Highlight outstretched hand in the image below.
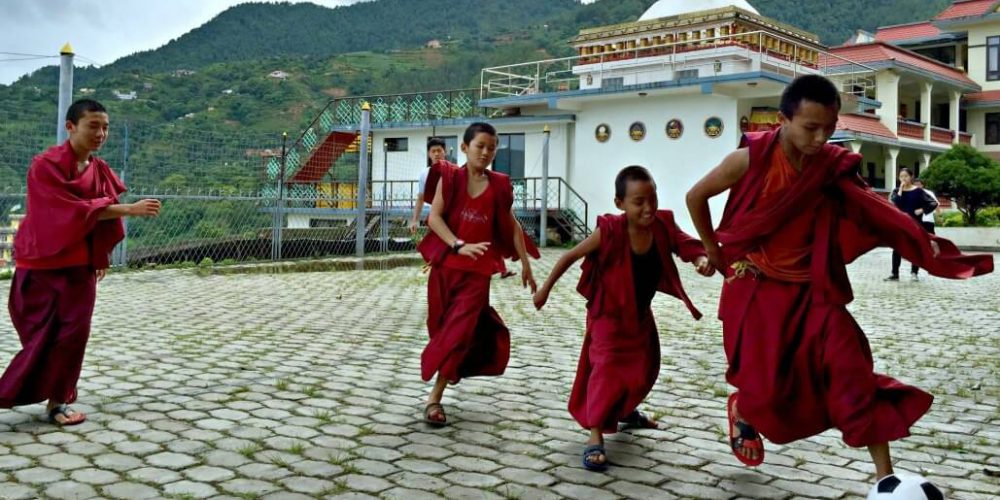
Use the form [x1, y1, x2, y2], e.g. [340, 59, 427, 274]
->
[533, 286, 549, 310]
[931, 239, 941, 258]
[130, 199, 161, 217]
[457, 242, 490, 259]
[522, 265, 537, 294]
[694, 256, 715, 276]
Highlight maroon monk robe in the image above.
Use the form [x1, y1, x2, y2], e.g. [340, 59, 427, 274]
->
[571, 210, 705, 433]
[715, 129, 992, 447]
[418, 162, 539, 383]
[0, 141, 126, 408]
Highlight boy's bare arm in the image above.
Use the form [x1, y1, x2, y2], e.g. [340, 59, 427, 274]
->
[427, 181, 459, 245]
[685, 148, 750, 269]
[98, 199, 161, 220]
[534, 228, 601, 309]
[409, 198, 423, 233]
[510, 209, 537, 293]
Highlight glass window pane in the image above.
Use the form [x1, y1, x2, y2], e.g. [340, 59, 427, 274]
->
[509, 134, 526, 179]
[443, 136, 458, 163]
[987, 114, 1000, 144]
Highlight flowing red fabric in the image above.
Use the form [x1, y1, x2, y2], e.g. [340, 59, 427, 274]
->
[715, 129, 992, 446]
[14, 141, 126, 270]
[0, 267, 97, 408]
[418, 160, 539, 267]
[569, 211, 705, 432]
[421, 267, 509, 383]
[419, 162, 536, 383]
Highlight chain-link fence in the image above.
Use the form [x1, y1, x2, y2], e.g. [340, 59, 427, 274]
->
[0, 100, 588, 269]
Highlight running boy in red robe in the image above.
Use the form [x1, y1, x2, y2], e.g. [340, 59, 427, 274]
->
[685, 75, 992, 480]
[417, 122, 539, 426]
[534, 166, 714, 471]
[0, 99, 161, 425]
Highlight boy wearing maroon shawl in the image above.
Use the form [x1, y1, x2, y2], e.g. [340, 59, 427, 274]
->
[534, 166, 714, 471]
[686, 75, 992, 480]
[417, 122, 539, 427]
[0, 99, 160, 425]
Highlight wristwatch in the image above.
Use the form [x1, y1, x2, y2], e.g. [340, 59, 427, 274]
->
[452, 239, 465, 253]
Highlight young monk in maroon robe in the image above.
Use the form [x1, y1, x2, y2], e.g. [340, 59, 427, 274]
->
[0, 99, 161, 425]
[533, 166, 714, 471]
[686, 75, 993, 482]
[417, 122, 540, 426]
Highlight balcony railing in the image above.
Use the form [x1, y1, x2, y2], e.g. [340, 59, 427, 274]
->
[481, 30, 876, 100]
[930, 126, 955, 145]
[897, 120, 926, 140]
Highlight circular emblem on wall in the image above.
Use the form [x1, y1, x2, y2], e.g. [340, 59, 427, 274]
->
[629, 122, 646, 141]
[666, 119, 683, 139]
[705, 116, 724, 138]
[740, 115, 750, 133]
[595, 123, 611, 143]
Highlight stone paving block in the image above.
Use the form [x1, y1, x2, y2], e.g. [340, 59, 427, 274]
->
[43, 481, 97, 500]
[13, 467, 64, 484]
[0, 251, 994, 499]
[340, 474, 393, 493]
[552, 482, 623, 500]
[441, 485, 504, 500]
[220, 478, 280, 496]
[163, 480, 218, 499]
[101, 481, 160, 499]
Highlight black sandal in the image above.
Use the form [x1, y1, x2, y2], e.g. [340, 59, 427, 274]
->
[48, 404, 86, 426]
[619, 410, 658, 430]
[582, 444, 608, 472]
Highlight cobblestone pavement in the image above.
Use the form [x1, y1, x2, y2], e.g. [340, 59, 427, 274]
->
[0, 249, 996, 499]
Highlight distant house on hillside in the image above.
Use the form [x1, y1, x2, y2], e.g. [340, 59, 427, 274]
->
[79, 88, 95, 95]
[426, 39, 442, 49]
[114, 91, 137, 101]
[269, 71, 289, 80]
[222, 89, 235, 95]
[173, 69, 196, 77]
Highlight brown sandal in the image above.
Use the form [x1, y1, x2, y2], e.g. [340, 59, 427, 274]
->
[424, 403, 447, 427]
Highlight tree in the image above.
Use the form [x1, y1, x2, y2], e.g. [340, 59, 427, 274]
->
[921, 144, 1000, 225]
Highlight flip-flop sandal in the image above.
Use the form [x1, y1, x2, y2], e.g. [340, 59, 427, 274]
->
[619, 410, 659, 430]
[48, 404, 86, 426]
[727, 393, 764, 466]
[500, 271, 517, 279]
[582, 444, 608, 472]
[424, 402, 447, 427]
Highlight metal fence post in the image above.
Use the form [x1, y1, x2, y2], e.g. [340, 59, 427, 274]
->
[540, 125, 550, 248]
[114, 122, 130, 267]
[56, 43, 74, 144]
[277, 132, 287, 261]
[380, 142, 388, 253]
[356, 102, 371, 257]
[271, 132, 287, 261]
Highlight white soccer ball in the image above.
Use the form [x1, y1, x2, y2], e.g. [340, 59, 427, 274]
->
[867, 472, 944, 500]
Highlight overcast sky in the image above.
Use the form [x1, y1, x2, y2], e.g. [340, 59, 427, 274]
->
[0, 0, 602, 85]
[0, 0, 363, 85]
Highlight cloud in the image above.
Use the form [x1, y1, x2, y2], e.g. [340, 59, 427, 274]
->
[0, 0, 360, 85]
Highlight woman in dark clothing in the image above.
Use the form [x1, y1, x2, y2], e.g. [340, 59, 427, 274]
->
[886, 167, 939, 281]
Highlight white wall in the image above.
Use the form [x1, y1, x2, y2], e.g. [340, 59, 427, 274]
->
[370, 122, 572, 206]
[571, 92, 740, 232]
[967, 24, 1000, 91]
[966, 108, 1000, 155]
